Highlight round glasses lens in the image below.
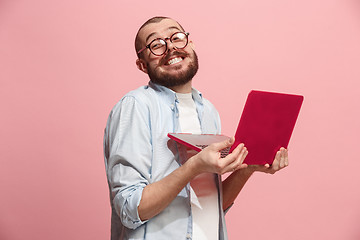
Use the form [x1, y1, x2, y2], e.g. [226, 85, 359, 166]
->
[150, 39, 167, 56]
[171, 32, 188, 49]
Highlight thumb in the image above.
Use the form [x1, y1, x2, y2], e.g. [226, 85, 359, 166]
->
[210, 136, 235, 151]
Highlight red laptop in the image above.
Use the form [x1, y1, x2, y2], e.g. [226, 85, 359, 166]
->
[168, 90, 304, 165]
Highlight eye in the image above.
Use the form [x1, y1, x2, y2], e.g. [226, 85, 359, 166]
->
[150, 39, 166, 50]
[172, 33, 185, 42]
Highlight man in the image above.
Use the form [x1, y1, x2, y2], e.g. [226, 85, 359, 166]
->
[104, 16, 288, 240]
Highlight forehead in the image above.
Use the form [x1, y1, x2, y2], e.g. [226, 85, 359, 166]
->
[138, 18, 183, 44]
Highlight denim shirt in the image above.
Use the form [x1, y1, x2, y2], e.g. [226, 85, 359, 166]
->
[104, 82, 228, 240]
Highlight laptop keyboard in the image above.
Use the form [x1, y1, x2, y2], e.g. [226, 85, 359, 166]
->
[195, 145, 230, 158]
[195, 144, 208, 149]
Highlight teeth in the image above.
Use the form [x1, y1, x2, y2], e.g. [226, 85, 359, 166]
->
[167, 57, 183, 65]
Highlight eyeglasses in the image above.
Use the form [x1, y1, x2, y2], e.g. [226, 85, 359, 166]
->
[138, 32, 190, 56]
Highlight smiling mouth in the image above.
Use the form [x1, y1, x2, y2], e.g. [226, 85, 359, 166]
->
[165, 57, 184, 65]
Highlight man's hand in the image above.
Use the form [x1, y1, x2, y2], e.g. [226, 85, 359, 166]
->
[222, 147, 288, 209]
[247, 147, 289, 174]
[138, 137, 247, 221]
[189, 137, 248, 175]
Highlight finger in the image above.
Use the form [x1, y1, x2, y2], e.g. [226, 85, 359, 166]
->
[279, 148, 286, 168]
[272, 151, 281, 171]
[210, 136, 235, 151]
[232, 141, 245, 152]
[237, 148, 249, 170]
[239, 147, 248, 164]
[221, 143, 243, 166]
[231, 147, 249, 171]
[280, 148, 289, 168]
[221, 145, 246, 173]
[284, 149, 289, 166]
[219, 141, 244, 164]
[236, 147, 248, 167]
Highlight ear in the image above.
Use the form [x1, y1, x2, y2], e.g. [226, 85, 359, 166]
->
[136, 58, 148, 74]
[189, 40, 195, 50]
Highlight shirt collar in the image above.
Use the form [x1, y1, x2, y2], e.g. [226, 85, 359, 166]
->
[148, 81, 203, 105]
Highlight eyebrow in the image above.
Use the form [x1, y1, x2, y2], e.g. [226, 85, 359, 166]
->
[145, 26, 182, 43]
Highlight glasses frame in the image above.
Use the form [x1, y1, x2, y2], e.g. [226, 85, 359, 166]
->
[137, 32, 190, 56]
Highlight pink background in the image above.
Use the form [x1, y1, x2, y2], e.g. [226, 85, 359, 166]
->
[1, 0, 360, 239]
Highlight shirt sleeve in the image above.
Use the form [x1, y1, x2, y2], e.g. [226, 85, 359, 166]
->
[104, 96, 152, 229]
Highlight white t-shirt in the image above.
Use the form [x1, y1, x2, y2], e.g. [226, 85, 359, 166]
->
[176, 92, 219, 240]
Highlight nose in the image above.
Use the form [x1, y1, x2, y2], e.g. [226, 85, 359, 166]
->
[165, 38, 177, 52]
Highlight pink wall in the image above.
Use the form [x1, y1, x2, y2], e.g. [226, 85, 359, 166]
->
[1, 0, 359, 239]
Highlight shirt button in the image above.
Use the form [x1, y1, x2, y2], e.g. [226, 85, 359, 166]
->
[186, 233, 191, 239]
[176, 113, 179, 117]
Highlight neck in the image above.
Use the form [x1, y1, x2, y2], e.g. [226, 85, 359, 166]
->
[170, 80, 192, 93]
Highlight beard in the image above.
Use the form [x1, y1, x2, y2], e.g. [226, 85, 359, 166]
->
[147, 50, 199, 88]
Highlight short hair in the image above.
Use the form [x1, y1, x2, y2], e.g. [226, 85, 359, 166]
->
[134, 16, 185, 59]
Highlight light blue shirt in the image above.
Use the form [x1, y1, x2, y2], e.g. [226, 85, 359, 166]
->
[103, 82, 228, 240]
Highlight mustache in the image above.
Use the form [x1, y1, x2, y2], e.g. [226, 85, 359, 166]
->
[160, 50, 190, 65]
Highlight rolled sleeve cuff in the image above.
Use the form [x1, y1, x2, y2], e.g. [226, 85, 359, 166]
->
[114, 186, 148, 229]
